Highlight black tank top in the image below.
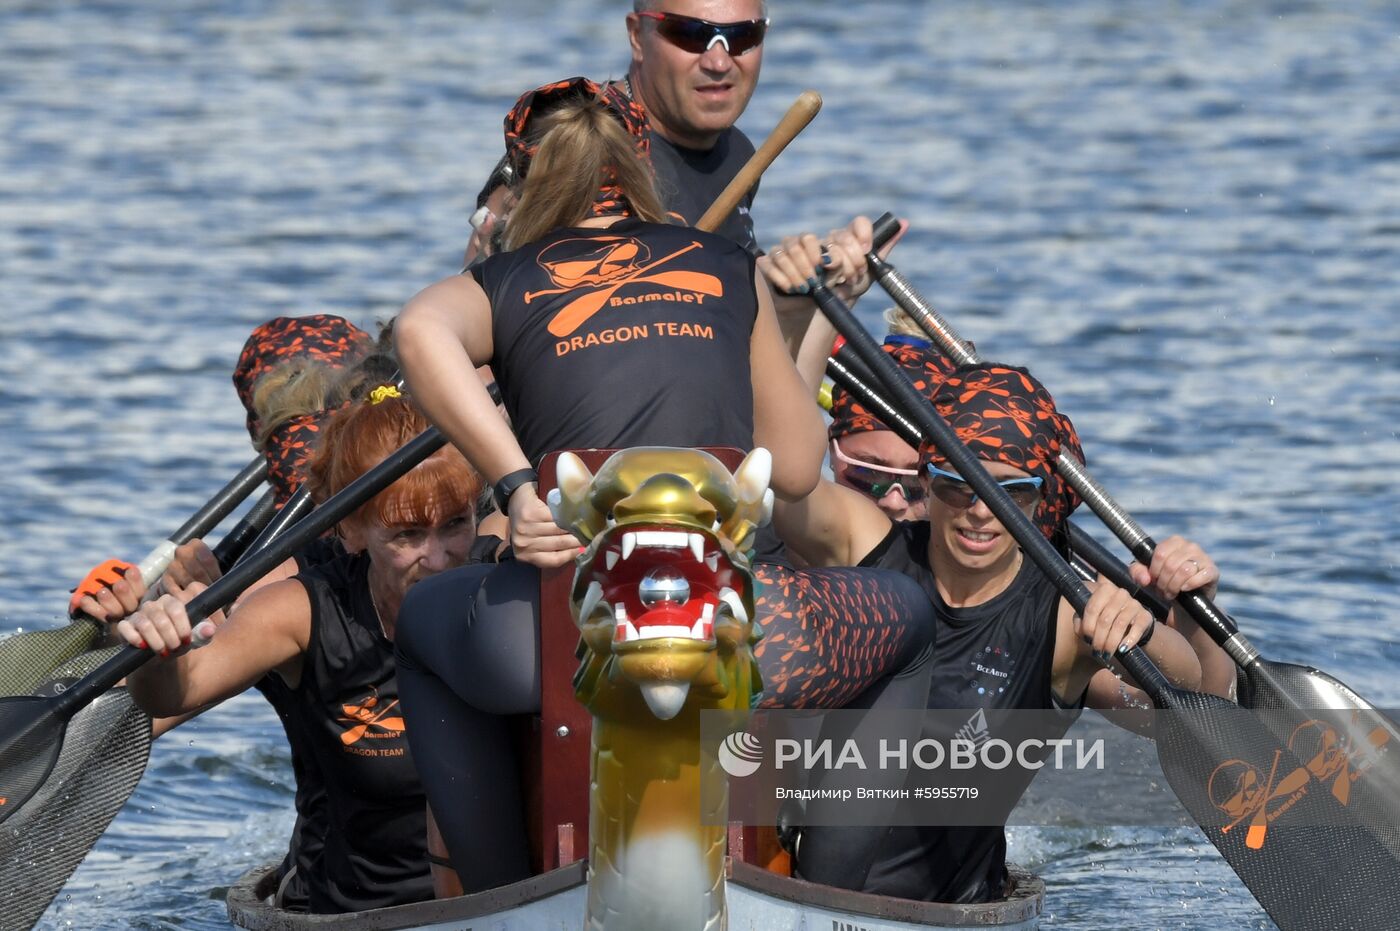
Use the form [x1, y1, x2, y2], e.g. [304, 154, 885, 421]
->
[249, 535, 346, 911]
[474, 218, 758, 462]
[252, 676, 322, 911]
[290, 550, 431, 913]
[857, 521, 1072, 904]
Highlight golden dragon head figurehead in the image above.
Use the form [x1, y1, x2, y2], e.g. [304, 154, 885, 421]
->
[549, 447, 771, 721]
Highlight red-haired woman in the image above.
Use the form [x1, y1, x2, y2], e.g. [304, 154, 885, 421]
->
[116, 391, 485, 914]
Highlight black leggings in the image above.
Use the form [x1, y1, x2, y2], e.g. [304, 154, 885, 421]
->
[395, 559, 935, 892]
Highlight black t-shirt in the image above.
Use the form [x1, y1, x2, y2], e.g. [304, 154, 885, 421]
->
[648, 127, 759, 254]
[857, 521, 1073, 904]
[289, 551, 432, 913]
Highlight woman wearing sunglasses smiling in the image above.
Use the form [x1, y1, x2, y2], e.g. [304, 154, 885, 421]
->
[775, 361, 1212, 904]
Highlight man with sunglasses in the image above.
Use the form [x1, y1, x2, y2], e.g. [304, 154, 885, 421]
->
[774, 361, 1214, 904]
[624, 1, 888, 307]
[622, 0, 769, 253]
[461, 3, 767, 261]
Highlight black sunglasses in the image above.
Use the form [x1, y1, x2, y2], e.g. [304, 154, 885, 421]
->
[637, 11, 769, 56]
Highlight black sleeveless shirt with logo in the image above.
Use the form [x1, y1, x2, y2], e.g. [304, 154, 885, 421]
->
[474, 218, 757, 460]
[857, 521, 1075, 904]
[287, 550, 431, 913]
[472, 218, 788, 562]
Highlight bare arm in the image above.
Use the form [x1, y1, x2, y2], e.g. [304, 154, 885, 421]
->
[396, 275, 530, 484]
[749, 267, 827, 501]
[116, 579, 312, 719]
[144, 542, 302, 736]
[1053, 576, 1202, 708]
[396, 275, 578, 569]
[791, 306, 838, 395]
[773, 479, 895, 569]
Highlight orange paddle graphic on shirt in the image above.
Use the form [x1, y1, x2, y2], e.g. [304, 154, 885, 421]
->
[339, 691, 404, 746]
[530, 238, 723, 337]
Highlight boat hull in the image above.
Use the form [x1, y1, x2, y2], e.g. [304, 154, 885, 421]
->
[226, 860, 1043, 930]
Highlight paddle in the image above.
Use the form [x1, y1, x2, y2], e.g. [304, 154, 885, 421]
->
[238, 482, 317, 566]
[695, 89, 822, 232]
[0, 647, 151, 931]
[0, 454, 268, 698]
[0, 426, 446, 829]
[210, 486, 279, 571]
[810, 273, 1400, 930]
[824, 346, 1172, 621]
[862, 212, 1400, 842]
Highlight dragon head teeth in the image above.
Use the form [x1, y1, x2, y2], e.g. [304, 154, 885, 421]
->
[717, 587, 749, 625]
[579, 581, 606, 621]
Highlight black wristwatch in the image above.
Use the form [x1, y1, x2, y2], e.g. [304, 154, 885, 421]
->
[493, 468, 539, 514]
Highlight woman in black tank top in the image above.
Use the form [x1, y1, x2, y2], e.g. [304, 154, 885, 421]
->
[115, 393, 485, 914]
[394, 77, 938, 894]
[777, 359, 1219, 902]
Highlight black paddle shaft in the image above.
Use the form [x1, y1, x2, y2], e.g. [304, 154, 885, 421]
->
[49, 427, 446, 722]
[811, 280, 1172, 696]
[825, 347, 1172, 621]
[240, 483, 316, 562]
[211, 486, 279, 572]
[867, 212, 1256, 666]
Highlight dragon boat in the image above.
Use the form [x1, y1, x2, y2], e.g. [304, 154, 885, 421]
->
[226, 447, 1045, 931]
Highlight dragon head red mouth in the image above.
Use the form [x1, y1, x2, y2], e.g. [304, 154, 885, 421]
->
[575, 522, 751, 649]
[553, 448, 771, 719]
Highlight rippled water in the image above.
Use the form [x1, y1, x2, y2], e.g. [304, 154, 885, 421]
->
[2, 1, 1397, 928]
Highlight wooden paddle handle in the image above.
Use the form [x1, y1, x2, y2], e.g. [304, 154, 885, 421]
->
[695, 89, 822, 233]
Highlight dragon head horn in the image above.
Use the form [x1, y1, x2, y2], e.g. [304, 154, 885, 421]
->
[720, 447, 773, 554]
[550, 452, 603, 543]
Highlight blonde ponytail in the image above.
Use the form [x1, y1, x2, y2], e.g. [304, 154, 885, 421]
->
[502, 98, 666, 250]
